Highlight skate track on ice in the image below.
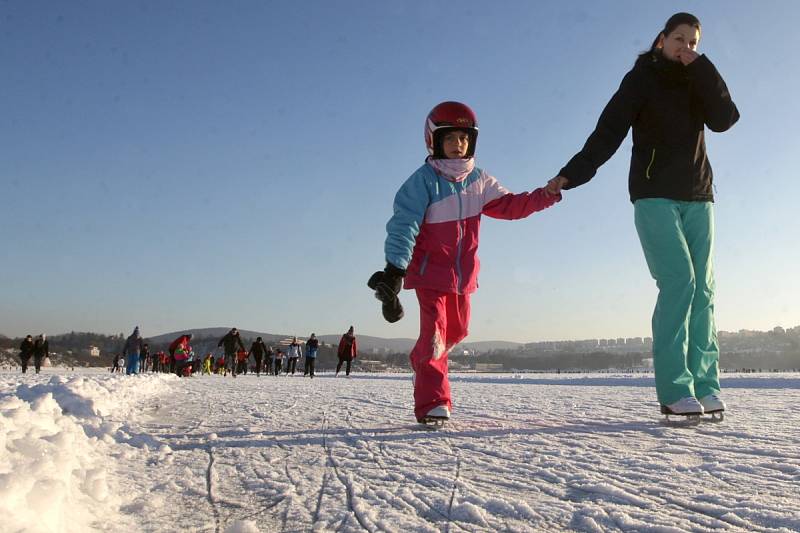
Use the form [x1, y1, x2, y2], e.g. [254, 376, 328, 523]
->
[4, 371, 800, 532]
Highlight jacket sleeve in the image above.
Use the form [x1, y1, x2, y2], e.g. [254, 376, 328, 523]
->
[384, 172, 431, 270]
[481, 173, 561, 219]
[352, 338, 357, 359]
[687, 54, 740, 132]
[559, 68, 647, 189]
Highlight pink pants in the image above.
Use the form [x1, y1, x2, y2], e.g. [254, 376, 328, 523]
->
[410, 288, 471, 421]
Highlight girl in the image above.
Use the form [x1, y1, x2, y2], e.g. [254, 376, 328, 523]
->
[548, 13, 739, 417]
[370, 101, 560, 424]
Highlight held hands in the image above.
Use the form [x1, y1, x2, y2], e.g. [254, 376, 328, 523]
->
[367, 263, 406, 323]
[546, 176, 569, 196]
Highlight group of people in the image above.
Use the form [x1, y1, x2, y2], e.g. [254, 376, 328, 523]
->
[112, 326, 359, 379]
[368, 12, 738, 423]
[17, 334, 49, 374]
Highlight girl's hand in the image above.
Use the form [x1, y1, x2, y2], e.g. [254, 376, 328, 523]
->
[546, 176, 569, 195]
[676, 48, 699, 66]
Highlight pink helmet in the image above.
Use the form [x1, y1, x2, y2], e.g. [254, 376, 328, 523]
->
[424, 101, 479, 158]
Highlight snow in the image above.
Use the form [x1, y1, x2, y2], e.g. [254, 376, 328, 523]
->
[2, 369, 799, 532]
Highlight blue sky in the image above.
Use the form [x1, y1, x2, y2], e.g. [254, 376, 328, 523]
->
[2, 1, 798, 342]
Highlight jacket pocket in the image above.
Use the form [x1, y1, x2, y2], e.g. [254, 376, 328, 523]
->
[419, 252, 430, 275]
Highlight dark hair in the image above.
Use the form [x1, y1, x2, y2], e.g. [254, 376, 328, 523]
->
[640, 12, 701, 58]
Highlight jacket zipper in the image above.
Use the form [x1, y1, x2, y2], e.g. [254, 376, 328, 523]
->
[645, 148, 656, 179]
[455, 183, 464, 294]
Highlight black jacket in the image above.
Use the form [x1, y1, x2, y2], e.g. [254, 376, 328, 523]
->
[19, 339, 34, 359]
[218, 332, 245, 354]
[249, 340, 268, 358]
[34, 339, 49, 359]
[560, 51, 739, 202]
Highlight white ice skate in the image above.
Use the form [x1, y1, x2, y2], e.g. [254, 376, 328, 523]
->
[419, 405, 450, 427]
[698, 394, 726, 422]
[660, 396, 703, 425]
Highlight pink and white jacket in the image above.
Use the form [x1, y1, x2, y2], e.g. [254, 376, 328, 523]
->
[385, 159, 560, 295]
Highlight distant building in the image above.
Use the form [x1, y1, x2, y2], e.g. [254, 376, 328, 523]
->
[474, 363, 504, 372]
[358, 360, 387, 372]
[449, 361, 471, 371]
[89, 346, 100, 357]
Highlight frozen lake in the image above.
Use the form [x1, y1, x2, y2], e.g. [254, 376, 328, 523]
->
[2, 369, 799, 532]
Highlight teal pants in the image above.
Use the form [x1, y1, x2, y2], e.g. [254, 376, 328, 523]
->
[634, 199, 720, 405]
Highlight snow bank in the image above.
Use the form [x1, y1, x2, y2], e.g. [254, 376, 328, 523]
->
[0, 373, 176, 533]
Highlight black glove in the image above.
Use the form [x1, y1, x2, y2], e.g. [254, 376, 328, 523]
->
[367, 263, 406, 323]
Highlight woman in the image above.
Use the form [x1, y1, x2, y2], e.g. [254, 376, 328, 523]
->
[336, 326, 358, 377]
[548, 13, 739, 417]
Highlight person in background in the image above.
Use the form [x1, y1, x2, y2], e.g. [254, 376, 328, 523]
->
[218, 328, 246, 377]
[141, 343, 151, 372]
[265, 345, 275, 376]
[19, 335, 34, 374]
[158, 350, 169, 373]
[336, 326, 357, 377]
[216, 353, 227, 375]
[286, 337, 302, 375]
[168, 333, 193, 377]
[304, 333, 319, 378]
[202, 353, 213, 375]
[33, 334, 49, 374]
[235, 347, 249, 376]
[273, 348, 284, 376]
[189, 350, 201, 376]
[249, 336, 269, 376]
[123, 327, 143, 375]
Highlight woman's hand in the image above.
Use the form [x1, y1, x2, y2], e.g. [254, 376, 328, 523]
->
[546, 176, 569, 195]
[676, 48, 699, 66]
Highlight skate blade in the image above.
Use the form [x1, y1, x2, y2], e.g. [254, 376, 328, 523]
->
[661, 414, 702, 426]
[703, 411, 725, 423]
[418, 417, 448, 428]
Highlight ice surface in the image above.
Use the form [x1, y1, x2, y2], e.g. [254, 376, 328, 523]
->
[2, 369, 799, 532]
